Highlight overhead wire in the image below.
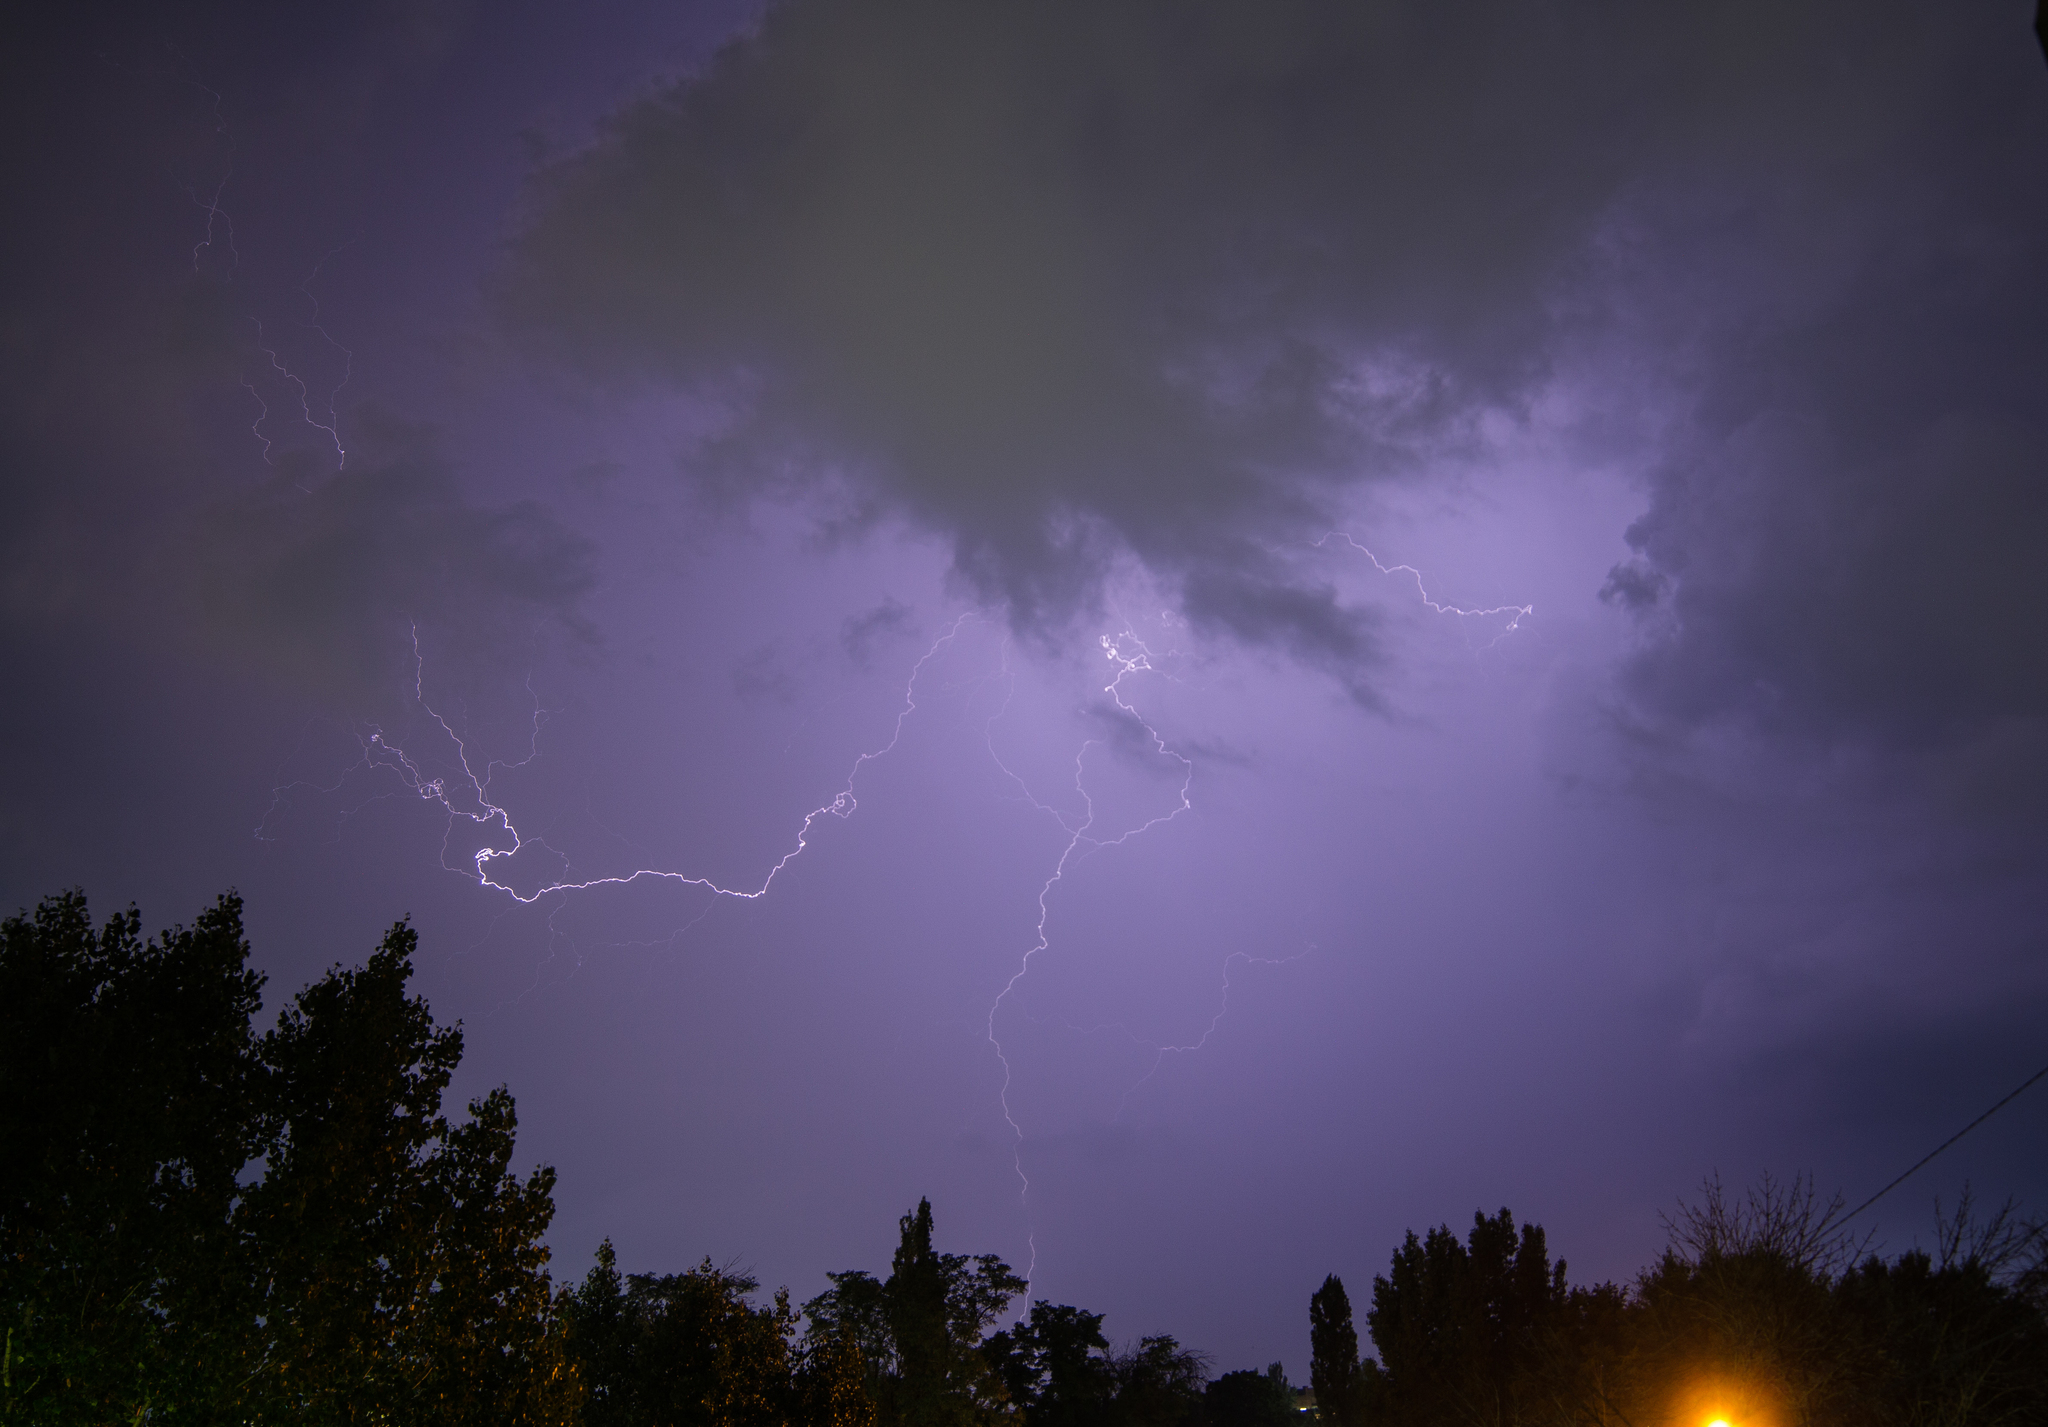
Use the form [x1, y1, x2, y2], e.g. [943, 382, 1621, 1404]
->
[1842, 1058, 2048, 1222]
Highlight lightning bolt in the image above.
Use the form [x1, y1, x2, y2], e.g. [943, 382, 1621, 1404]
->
[173, 78, 352, 479]
[246, 244, 354, 479]
[978, 626, 1196, 1285]
[1109, 948, 1314, 1111]
[1316, 530, 1533, 642]
[168, 57, 1521, 1317]
[262, 615, 980, 908]
[259, 609, 1202, 1296]
[973, 542, 1531, 1290]
[189, 173, 239, 276]
[261, 555, 1523, 1304]
[283, 240, 357, 471]
[240, 375, 276, 464]
[182, 79, 239, 278]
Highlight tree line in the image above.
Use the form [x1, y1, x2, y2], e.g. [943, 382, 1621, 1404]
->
[4, 893, 2045, 1425]
[1307, 1187, 2048, 1427]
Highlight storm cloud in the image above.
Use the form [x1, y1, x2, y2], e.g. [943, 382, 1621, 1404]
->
[506, 0, 2048, 743]
[502, 0, 1651, 650]
[5, 0, 2046, 1377]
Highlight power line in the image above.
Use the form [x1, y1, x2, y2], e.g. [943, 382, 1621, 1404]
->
[1843, 1058, 2048, 1222]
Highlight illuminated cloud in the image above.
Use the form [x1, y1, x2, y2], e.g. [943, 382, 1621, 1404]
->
[505, 1, 2048, 761]
[503, 0, 1660, 663]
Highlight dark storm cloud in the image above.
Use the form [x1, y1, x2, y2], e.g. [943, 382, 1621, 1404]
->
[1577, 15, 2048, 781]
[1604, 144, 2048, 762]
[0, 9, 600, 705]
[1179, 570, 1384, 708]
[192, 416, 597, 698]
[502, 0, 1656, 657]
[505, 0, 2048, 753]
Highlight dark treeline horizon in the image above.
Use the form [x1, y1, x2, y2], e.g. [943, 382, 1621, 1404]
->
[4, 891, 2046, 1426]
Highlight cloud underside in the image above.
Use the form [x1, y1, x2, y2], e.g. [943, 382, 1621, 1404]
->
[190, 418, 598, 699]
[505, 0, 2048, 742]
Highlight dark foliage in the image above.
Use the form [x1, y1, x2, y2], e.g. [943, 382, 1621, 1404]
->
[0, 891, 263, 1420]
[1345, 1177, 2048, 1427]
[14, 884, 2046, 1427]
[984, 1308, 1210, 1427]
[240, 921, 573, 1423]
[1103, 1336, 1209, 1427]
[984, 1301, 1111, 1427]
[802, 1198, 1025, 1427]
[0, 891, 574, 1425]
[1308, 1276, 1363, 1427]
[564, 1241, 798, 1427]
[1608, 1179, 2048, 1427]
[1201, 1364, 1295, 1427]
[1366, 1208, 1566, 1427]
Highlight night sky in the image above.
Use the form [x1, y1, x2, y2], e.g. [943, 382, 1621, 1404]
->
[4, 0, 2046, 1379]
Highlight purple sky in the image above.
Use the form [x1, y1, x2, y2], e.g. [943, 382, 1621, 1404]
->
[4, 0, 2046, 1377]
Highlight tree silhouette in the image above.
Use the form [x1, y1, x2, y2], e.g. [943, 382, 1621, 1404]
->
[0, 892, 574, 1424]
[0, 891, 263, 1419]
[1608, 1176, 2048, 1427]
[804, 1198, 1024, 1427]
[239, 920, 573, 1422]
[1308, 1275, 1364, 1427]
[1356, 1181, 2048, 1427]
[564, 1242, 797, 1427]
[1103, 1335, 1209, 1427]
[1365, 1208, 1566, 1427]
[985, 1299, 1117, 1427]
[1202, 1363, 1294, 1427]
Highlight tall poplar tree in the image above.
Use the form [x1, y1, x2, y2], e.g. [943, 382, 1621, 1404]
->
[804, 1199, 1023, 1427]
[1308, 1275, 1364, 1427]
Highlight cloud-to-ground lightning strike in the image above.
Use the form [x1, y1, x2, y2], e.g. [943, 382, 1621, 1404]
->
[977, 628, 1196, 1279]
[262, 613, 1200, 1292]
[972, 541, 1533, 1283]
[263, 547, 1527, 1299]
[183, 58, 1529, 1309]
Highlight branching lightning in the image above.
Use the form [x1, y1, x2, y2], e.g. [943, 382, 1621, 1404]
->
[262, 538, 1525, 1298]
[978, 629, 1195, 1274]
[261, 613, 1198, 1292]
[263, 616, 979, 908]
[189, 174, 239, 276]
[247, 243, 356, 477]
[1316, 530, 1532, 642]
[249, 308, 350, 477]
[176, 79, 352, 480]
[184, 82, 239, 277]
[159, 60, 1526, 1312]
[1103, 948, 1317, 1118]
[971, 542, 1531, 1287]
